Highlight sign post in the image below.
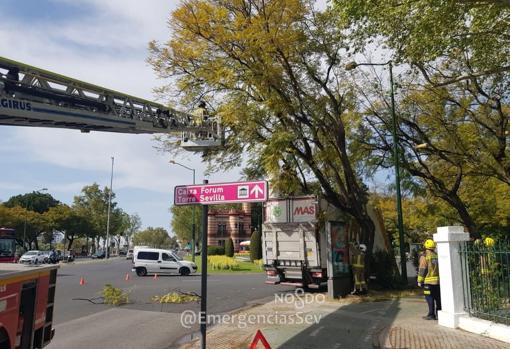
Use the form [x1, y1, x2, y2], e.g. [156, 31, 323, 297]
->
[200, 180, 208, 349]
[173, 179, 268, 349]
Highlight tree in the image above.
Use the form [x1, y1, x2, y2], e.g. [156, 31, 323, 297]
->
[150, 0, 378, 255]
[73, 184, 123, 249]
[4, 191, 59, 213]
[2, 191, 59, 249]
[123, 213, 142, 247]
[171, 205, 202, 244]
[250, 229, 262, 261]
[225, 237, 234, 257]
[132, 227, 176, 249]
[0, 205, 39, 249]
[336, 0, 510, 192]
[334, 0, 510, 79]
[45, 204, 93, 251]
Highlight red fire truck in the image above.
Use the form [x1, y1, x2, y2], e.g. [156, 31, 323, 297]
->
[0, 228, 17, 263]
[0, 263, 58, 349]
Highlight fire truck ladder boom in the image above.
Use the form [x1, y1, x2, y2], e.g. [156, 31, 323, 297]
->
[0, 56, 222, 150]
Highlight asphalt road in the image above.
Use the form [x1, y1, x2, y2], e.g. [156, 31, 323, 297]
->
[48, 258, 293, 348]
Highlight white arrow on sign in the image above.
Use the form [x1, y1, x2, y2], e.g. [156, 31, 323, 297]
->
[250, 185, 264, 198]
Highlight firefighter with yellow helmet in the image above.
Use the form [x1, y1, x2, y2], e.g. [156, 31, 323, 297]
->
[350, 242, 367, 295]
[477, 236, 496, 275]
[417, 239, 441, 320]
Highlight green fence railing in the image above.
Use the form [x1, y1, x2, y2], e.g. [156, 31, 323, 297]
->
[460, 241, 510, 325]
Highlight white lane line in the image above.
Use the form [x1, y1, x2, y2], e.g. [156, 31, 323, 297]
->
[310, 326, 324, 337]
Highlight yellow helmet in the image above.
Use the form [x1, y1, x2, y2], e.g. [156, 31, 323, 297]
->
[484, 237, 495, 247]
[424, 239, 435, 249]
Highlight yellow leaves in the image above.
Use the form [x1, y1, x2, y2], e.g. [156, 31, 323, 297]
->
[152, 292, 200, 304]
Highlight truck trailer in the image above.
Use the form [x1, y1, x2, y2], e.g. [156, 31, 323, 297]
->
[0, 263, 58, 349]
[262, 196, 389, 290]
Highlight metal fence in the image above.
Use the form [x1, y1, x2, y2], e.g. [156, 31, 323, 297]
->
[460, 241, 510, 325]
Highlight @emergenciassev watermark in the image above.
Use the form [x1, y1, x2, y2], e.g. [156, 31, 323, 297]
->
[180, 288, 324, 329]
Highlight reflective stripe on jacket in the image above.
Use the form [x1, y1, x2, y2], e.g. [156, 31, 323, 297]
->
[351, 252, 364, 269]
[417, 250, 439, 285]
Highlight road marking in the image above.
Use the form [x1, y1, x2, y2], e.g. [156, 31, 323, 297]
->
[309, 325, 324, 337]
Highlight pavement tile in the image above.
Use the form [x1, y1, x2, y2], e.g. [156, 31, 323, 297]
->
[178, 295, 510, 349]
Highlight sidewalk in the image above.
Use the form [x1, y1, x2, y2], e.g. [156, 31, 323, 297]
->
[177, 293, 510, 349]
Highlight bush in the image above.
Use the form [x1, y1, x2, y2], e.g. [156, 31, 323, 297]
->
[250, 229, 262, 261]
[368, 250, 402, 290]
[225, 238, 234, 257]
[208, 255, 240, 270]
[208, 245, 225, 255]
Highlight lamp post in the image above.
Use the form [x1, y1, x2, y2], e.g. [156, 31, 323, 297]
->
[169, 160, 196, 262]
[346, 60, 407, 283]
[106, 156, 114, 259]
[23, 187, 48, 251]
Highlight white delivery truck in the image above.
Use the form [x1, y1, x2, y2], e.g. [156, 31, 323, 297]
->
[262, 196, 389, 290]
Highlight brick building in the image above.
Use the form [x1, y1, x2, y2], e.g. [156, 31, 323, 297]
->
[207, 203, 252, 252]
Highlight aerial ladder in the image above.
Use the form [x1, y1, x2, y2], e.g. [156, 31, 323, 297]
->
[0, 56, 223, 151]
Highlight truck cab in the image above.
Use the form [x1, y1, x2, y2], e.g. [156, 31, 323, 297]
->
[0, 263, 58, 349]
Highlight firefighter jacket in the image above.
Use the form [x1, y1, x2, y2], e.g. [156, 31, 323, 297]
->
[351, 248, 365, 270]
[417, 249, 439, 285]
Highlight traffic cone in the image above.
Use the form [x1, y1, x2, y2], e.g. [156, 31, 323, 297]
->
[125, 273, 130, 281]
[79, 277, 86, 286]
[153, 273, 158, 280]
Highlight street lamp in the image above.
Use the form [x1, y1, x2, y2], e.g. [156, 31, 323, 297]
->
[346, 60, 408, 283]
[23, 187, 48, 251]
[169, 160, 197, 262]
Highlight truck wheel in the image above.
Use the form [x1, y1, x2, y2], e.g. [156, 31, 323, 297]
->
[136, 267, 147, 277]
[179, 267, 190, 276]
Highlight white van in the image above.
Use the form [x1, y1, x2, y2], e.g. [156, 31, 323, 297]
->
[132, 247, 197, 276]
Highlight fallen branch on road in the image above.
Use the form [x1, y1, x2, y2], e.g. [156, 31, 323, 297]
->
[72, 296, 105, 304]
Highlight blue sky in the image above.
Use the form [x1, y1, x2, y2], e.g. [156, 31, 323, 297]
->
[0, 0, 241, 233]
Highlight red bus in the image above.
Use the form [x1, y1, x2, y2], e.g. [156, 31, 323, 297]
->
[0, 228, 17, 263]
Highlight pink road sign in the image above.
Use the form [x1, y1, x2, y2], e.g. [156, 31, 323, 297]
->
[174, 180, 267, 205]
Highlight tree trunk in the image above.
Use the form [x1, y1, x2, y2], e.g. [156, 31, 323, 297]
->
[440, 194, 480, 239]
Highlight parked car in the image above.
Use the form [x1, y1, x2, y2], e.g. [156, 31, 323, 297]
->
[119, 250, 127, 256]
[41, 251, 51, 263]
[126, 249, 134, 260]
[91, 251, 106, 259]
[132, 247, 197, 277]
[19, 250, 44, 264]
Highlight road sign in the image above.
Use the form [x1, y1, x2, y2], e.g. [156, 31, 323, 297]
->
[250, 330, 272, 349]
[174, 180, 267, 205]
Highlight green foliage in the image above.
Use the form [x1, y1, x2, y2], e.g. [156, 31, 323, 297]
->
[73, 183, 125, 240]
[170, 205, 201, 243]
[250, 229, 262, 261]
[101, 284, 129, 306]
[46, 204, 93, 250]
[207, 245, 225, 256]
[225, 238, 234, 257]
[334, 0, 510, 73]
[149, 0, 377, 251]
[132, 227, 176, 249]
[207, 255, 240, 270]
[4, 191, 59, 213]
[368, 250, 402, 290]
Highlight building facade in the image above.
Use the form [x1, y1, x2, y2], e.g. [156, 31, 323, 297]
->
[207, 203, 252, 252]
